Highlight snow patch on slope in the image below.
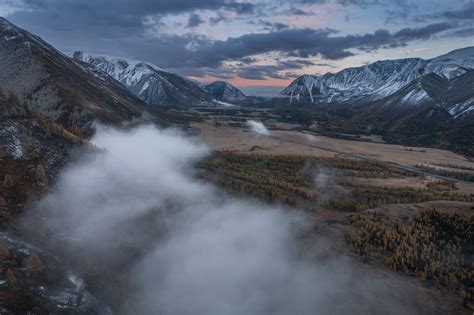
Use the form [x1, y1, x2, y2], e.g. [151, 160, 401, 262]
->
[0, 125, 23, 159]
[401, 88, 429, 105]
[449, 97, 474, 118]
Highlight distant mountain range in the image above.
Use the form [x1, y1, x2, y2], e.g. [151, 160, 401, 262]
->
[70, 52, 248, 106]
[281, 47, 474, 111]
[278, 47, 474, 155]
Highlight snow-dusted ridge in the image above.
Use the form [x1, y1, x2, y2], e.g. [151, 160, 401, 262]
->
[282, 47, 474, 105]
[449, 98, 474, 118]
[70, 51, 214, 107]
[70, 51, 167, 75]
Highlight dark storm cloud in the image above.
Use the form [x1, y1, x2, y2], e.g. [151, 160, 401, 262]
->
[287, 8, 313, 16]
[113, 22, 453, 81]
[239, 57, 258, 64]
[221, 64, 301, 80]
[205, 23, 451, 64]
[394, 22, 452, 40]
[277, 59, 316, 68]
[293, 0, 422, 24]
[235, 66, 296, 80]
[209, 13, 229, 25]
[183, 59, 314, 80]
[250, 20, 290, 31]
[9, 0, 256, 38]
[449, 27, 474, 38]
[314, 62, 337, 68]
[292, 0, 329, 4]
[336, 0, 379, 7]
[440, 3, 474, 20]
[20, 0, 257, 15]
[224, 1, 256, 14]
[5, 0, 467, 81]
[384, 0, 418, 24]
[187, 13, 204, 28]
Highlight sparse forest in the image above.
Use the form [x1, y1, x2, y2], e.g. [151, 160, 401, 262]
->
[346, 210, 473, 306]
[200, 152, 474, 211]
[416, 163, 474, 182]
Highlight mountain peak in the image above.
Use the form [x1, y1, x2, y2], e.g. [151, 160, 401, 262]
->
[71, 51, 166, 73]
[0, 16, 16, 29]
[204, 81, 246, 103]
[432, 46, 474, 61]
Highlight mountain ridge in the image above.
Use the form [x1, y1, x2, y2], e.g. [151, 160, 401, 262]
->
[281, 46, 474, 106]
[71, 51, 215, 107]
[0, 17, 165, 135]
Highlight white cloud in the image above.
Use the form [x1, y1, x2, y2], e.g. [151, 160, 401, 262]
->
[24, 125, 420, 314]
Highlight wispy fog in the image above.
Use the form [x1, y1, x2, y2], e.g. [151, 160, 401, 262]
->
[304, 133, 319, 143]
[247, 120, 270, 136]
[24, 126, 420, 314]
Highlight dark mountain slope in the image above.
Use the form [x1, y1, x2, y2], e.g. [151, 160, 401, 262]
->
[357, 71, 474, 155]
[0, 18, 165, 136]
[203, 81, 247, 103]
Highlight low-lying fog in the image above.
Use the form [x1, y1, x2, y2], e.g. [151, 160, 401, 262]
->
[24, 126, 420, 314]
[247, 120, 270, 136]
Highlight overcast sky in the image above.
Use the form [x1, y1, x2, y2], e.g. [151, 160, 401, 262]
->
[1, 0, 473, 87]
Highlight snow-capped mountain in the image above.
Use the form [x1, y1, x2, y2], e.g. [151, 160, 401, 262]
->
[425, 46, 474, 80]
[372, 68, 474, 119]
[71, 52, 214, 107]
[281, 47, 474, 105]
[203, 81, 247, 103]
[345, 68, 474, 154]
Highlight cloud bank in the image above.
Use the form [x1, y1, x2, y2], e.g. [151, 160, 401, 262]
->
[24, 125, 424, 314]
[4, 0, 472, 82]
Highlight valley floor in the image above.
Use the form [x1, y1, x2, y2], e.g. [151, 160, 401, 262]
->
[191, 112, 474, 314]
[193, 120, 474, 176]
[0, 107, 472, 314]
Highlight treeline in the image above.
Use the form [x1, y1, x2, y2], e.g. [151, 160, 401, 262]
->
[428, 163, 474, 172]
[416, 163, 474, 182]
[327, 185, 473, 212]
[346, 210, 473, 306]
[199, 153, 317, 206]
[200, 153, 473, 211]
[0, 89, 86, 143]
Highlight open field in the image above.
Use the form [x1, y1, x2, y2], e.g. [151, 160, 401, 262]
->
[193, 121, 473, 168]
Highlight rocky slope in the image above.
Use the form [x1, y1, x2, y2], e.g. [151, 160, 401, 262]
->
[71, 52, 215, 107]
[0, 19, 152, 312]
[0, 18, 164, 137]
[381, 71, 474, 153]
